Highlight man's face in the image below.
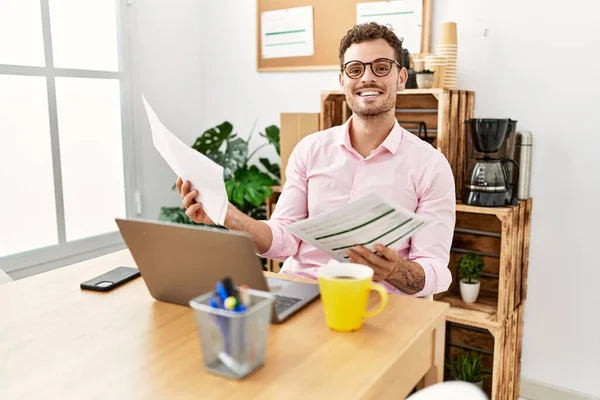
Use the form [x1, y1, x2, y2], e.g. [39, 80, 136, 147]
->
[339, 38, 406, 118]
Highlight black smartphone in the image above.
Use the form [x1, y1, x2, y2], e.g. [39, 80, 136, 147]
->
[80, 266, 140, 292]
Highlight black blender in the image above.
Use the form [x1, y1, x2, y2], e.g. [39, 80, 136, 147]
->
[463, 119, 520, 207]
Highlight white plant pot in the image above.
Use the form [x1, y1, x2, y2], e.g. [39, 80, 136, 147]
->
[459, 279, 480, 303]
[416, 73, 435, 89]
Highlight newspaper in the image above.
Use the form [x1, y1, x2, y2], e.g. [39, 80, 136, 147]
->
[286, 193, 429, 261]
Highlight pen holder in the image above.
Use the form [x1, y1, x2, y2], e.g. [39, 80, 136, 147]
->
[189, 288, 274, 379]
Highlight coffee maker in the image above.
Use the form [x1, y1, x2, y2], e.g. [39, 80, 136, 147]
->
[463, 118, 520, 207]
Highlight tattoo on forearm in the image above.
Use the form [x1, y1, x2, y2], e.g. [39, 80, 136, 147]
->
[388, 260, 425, 294]
[403, 267, 425, 291]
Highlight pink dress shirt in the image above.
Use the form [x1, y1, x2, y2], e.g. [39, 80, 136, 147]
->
[260, 116, 456, 297]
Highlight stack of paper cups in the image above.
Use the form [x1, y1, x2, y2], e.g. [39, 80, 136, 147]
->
[424, 55, 447, 89]
[437, 21, 458, 89]
[413, 59, 424, 72]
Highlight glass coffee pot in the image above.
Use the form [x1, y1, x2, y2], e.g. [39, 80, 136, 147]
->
[463, 119, 520, 207]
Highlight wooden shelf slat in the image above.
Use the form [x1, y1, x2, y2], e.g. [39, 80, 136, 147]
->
[455, 202, 512, 218]
[437, 292, 501, 331]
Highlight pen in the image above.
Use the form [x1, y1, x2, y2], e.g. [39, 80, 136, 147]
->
[222, 277, 236, 297]
[209, 296, 231, 355]
[239, 285, 250, 308]
[216, 281, 229, 304]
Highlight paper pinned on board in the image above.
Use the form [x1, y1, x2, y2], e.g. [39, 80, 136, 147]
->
[356, 0, 423, 54]
[142, 95, 228, 226]
[260, 6, 314, 59]
[286, 192, 429, 261]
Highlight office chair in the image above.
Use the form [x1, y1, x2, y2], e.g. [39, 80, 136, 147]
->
[407, 381, 488, 400]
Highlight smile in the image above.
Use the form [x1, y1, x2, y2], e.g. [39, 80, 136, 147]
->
[357, 90, 383, 97]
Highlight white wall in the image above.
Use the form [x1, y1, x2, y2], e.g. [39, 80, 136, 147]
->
[198, 1, 340, 167]
[437, 1, 600, 397]
[128, 0, 207, 220]
[130, 0, 600, 397]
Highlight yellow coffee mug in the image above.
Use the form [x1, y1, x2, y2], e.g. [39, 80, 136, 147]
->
[317, 263, 389, 332]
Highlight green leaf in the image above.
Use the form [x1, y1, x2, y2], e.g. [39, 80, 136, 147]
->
[445, 351, 491, 383]
[225, 165, 275, 209]
[232, 181, 246, 205]
[189, 121, 251, 180]
[457, 252, 485, 282]
[222, 136, 249, 179]
[259, 157, 281, 184]
[225, 179, 236, 200]
[260, 125, 280, 155]
[191, 121, 234, 163]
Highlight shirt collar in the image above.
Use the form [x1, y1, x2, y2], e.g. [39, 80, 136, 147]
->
[335, 115, 403, 155]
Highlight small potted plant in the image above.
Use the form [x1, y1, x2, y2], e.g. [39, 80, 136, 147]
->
[416, 69, 435, 89]
[446, 351, 491, 389]
[457, 252, 485, 303]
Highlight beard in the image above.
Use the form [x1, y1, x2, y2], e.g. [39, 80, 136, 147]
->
[346, 85, 396, 119]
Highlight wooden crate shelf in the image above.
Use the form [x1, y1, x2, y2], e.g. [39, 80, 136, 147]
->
[446, 304, 525, 400]
[320, 89, 475, 199]
[435, 199, 532, 324]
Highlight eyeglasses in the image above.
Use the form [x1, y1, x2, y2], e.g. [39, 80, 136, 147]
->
[341, 58, 401, 79]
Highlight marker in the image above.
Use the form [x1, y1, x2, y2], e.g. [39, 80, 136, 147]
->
[222, 277, 236, 297]
[224, 296, 237, 311]
[216, 281, 229, 304]
[209, 296, 220, 309]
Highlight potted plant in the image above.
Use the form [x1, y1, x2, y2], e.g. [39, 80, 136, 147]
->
[416, 69, 435, 89]
[445, 351, 491, 389]
[159, 121, 281, 224]
[457, 252, 485, 303]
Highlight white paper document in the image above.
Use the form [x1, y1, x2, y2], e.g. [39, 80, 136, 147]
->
[357, 0, 423, 54]
[142, 95, 228, 226]
[260, 6, 314, 59]
[286, 193, 429, 262]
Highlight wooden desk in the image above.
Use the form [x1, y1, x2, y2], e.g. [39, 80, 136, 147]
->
[0, 250, 448, 399]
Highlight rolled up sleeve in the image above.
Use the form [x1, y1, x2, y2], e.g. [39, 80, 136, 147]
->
[259, 137, 311, 261]
[408, 152, 456, 297]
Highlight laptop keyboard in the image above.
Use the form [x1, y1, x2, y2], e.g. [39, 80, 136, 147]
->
[274, 295, 302, 315]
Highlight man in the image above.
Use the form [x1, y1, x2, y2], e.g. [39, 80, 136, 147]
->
[177, 22, 455, 297]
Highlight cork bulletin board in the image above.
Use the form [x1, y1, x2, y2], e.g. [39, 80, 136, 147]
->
[257, 0, 432, 72]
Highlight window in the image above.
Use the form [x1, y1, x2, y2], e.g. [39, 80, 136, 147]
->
[0, 0, 134, 277]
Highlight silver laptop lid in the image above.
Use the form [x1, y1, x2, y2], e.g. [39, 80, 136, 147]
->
[115, 218, 270, 306]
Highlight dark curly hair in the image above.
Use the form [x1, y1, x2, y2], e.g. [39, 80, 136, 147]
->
[339, 22, 404, 66]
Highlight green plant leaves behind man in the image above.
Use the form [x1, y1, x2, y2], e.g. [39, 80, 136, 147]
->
[225, 164, 275, 209]
[191, 121, 248, 180]
[259, 157, 280, 182]
[445, 351, 491, 383]
[260, 125, 280, 156]
[161, 120, 280, 226]
[191, 121, 233, 161]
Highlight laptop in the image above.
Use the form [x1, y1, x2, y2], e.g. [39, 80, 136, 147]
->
[115, 218, 320, 323]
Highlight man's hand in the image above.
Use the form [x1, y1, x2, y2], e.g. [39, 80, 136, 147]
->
[175, 177, 274, 254]
[176, 177, 215, 225]
[347, 244, 426, 295]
